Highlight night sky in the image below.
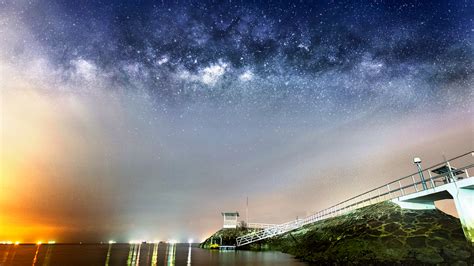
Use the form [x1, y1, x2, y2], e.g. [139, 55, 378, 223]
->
[1, 0, 473, 243]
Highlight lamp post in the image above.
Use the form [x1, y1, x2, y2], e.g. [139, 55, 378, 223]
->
[414, 157, 427, 190]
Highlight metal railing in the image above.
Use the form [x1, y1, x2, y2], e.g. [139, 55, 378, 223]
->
[246, 223, 277, 229]
[236, 151, 474, 246]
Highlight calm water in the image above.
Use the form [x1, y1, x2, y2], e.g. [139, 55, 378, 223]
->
[0, 243, 306, 265]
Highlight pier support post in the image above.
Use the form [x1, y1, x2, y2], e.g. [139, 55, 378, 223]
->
[448, 186, 474, 243]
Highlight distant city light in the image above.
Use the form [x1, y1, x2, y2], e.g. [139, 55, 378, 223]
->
[48, 241, 56, 244]
[188, 239, 193, 244]
[37, 241, 43, 245]
[1, 241, 22, 245]
[152, 240, 160, 243]
[108, 240, 116, 244]
[168, 239, 177, 244]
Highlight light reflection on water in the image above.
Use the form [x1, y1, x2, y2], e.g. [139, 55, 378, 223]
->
[0, 245, 9, 264]
[186, 244, 191, 266]
[0, 243, 306, 265]
[43, 245, 54, 265]
[127, 243, 142, 266]
[151, 243, 158, 265]
[166, 243, 176, 265]
[32, 245, 40, 265]
[105, 244, 112, 266]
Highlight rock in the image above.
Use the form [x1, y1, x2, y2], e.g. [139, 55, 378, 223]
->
[451, 261, 468, 266]
[383, 223, 400, 232]
[365, 228, 382, 236]
[384, 238, 404, 248]
[427, 238, 444, 248]
[406, 236, 426, 247]
[402, 223, 417, 231]
[412, 227, 430, 235]
[391, 229, 408, 237]
[452, 231, 466, 239]
[455, 249, 471, 260]
[367, 220, 383, 228]
[430, 229, 451, 239]
[441, 245, 472, 260]
[415, 248, 444, 264]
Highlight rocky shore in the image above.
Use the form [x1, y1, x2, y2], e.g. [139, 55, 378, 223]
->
[201, 202, 474, 264]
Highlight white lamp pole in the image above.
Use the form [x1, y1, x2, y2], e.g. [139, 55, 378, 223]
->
[414, 157, 427, 190]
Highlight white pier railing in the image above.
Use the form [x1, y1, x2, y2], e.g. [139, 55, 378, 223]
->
[246, 223, 277, 229]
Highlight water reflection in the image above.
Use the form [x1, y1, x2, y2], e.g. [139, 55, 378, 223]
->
[0, 243, 306, 265]
[105, 244, 112, 266]
[42, 245, 54, 265]
[187, 244, 191, 266]
[136, 244, 142, 265]
[9, 245, 17, 264]
[126, 244, 133, 265]
[0, 244, 17, 265]
[151, 243, 158, 265]
[127, 244, 141, 266]
[32, 244, 40, 265]
[1, 244, 11, 264]
[165, 243, 176, 266]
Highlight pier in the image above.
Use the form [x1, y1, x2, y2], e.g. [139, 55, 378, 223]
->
[236, 151, 474, 246]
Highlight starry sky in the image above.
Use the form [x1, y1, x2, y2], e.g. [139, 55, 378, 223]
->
[0, 0, 473, 242]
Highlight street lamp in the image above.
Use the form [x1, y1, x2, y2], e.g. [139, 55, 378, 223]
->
[414, 157, 427, 190]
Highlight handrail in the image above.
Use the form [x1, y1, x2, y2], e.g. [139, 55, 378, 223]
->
[325, 151, 473, 211]
[247, 223, 277, 229]
[300, 162, 474, 225]
[236, 151, 473, 246]
[318, 162, 473, 215]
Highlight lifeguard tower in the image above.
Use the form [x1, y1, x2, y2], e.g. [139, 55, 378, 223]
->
[221, 212, 239, 228]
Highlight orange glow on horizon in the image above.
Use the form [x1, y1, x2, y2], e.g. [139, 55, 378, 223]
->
[0, 215, 60, 243]
[0, 86, 102, 243]
[1, 88, 64, 242]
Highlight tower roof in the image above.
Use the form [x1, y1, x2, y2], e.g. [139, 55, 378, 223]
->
[221, 212, 239, 217]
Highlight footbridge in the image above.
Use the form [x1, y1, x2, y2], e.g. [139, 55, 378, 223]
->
[236, 151, 474, 246]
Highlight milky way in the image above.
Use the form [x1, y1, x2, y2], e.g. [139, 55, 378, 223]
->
[6, 0, 473, 113]
[0, 0, 473, 242]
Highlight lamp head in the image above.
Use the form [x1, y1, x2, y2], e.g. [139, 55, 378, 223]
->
[413, 157, 422, 164]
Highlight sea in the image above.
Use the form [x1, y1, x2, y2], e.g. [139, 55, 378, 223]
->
[0, 243, 306, 265]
